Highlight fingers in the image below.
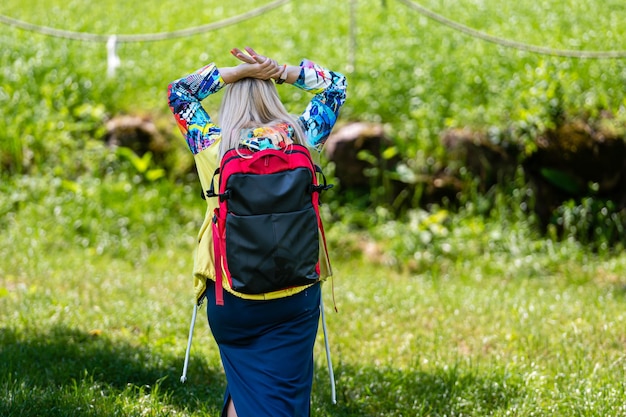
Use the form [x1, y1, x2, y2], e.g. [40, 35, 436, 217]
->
[268, 61, 284, 79]
[255, 58, 280, 80]
[230, 48, 255, 64]
[260, 58, 277, 69]
[229, 47, 282, 80]
[230, 47, 268, 65]
[244, 47, 268, 64]
[244, 46, 258, 58]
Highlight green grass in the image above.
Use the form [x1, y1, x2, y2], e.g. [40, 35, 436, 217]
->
[3, 0, 626, 415]
[3, 0, 626, 174]
[2, 177, 626, 416]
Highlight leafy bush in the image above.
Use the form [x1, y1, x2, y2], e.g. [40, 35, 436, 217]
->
[3, 0, 626, 250]
[4, 0, 626, 172]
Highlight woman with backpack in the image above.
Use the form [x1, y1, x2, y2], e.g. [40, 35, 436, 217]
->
[167, 47, 347, 417]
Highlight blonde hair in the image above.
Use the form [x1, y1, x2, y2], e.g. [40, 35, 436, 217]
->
[218, 78, 306, 157]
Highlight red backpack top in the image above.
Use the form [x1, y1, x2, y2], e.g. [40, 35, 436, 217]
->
[205, 143, 332, 305]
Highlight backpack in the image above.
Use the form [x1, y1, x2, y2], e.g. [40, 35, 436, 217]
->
[204, 143, 333, 306]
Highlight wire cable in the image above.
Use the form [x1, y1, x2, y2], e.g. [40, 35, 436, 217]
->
[0, 0, 291, 43]
[395, 0, 626, 59]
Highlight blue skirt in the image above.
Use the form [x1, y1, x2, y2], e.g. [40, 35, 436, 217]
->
[206, 281, 321, 417]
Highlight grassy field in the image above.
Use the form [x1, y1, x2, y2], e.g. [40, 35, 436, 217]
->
[2, 178, 626, 416]
[3, 0, 626, 415]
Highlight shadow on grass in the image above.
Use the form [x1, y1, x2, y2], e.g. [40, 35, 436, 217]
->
[312, 361, 525, 417]
[0, 325, 524, 416]
[0, 325, 224, 416]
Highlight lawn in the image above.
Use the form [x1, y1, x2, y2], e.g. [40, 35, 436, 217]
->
[2, 0, 626, 415]
[2, 178, 626, 415]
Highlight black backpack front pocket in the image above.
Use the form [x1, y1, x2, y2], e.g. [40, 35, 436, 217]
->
[225, 206, 320, 294]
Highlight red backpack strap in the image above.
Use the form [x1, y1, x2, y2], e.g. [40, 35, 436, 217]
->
[211, 206, 234, 306]
[211, 213, 224, 306]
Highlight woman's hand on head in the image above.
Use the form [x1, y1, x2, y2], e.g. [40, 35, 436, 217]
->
[230, 48, 257, 64]
[230, 47, 283, 80]
[231, 47, 268, 64]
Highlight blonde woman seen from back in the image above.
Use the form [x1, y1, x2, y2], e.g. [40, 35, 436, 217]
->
[167, 47, 347, 417]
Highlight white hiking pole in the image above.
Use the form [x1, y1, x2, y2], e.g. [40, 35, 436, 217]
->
[320, 296, 337, 404]
[180, 303, 199, 383]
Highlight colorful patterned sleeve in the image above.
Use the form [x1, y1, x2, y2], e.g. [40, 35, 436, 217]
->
[167, 63, 226, 155]
[293, 59, 348, 150]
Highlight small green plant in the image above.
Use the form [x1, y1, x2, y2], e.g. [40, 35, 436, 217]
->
[116, 147, 166, 183]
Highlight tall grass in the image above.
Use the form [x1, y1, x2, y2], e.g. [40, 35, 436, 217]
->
[3, 0, 626, 173]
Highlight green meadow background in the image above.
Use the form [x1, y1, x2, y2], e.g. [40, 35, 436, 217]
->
[2, 0, 626, 415]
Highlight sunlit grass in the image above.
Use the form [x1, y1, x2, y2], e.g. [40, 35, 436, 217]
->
[2, 176, 626, 416]
[3, 0, 626, 415]
[3, 0, 626, 173]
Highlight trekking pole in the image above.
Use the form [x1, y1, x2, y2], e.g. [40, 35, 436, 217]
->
[180, 302, 199, 383]
[320, 296, 337, 404]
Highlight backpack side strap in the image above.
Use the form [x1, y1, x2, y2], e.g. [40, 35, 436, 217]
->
[310, 165, 334, 193]
[202, 167, 230, 200]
